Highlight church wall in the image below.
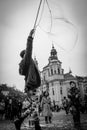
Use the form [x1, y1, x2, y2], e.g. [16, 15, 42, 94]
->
[47, 75, 64, 82]
[49, 81, 62, 106]
[62, 81, 69, 98]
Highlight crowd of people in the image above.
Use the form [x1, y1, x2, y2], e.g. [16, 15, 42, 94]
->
[0, 88, 87, 120]
[0, 88, 87, 130]
[0, 97, 22, 120]
[0, 90, 59, 129]
[13, 90, 53, 130]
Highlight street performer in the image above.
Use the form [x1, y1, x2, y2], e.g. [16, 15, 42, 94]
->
[14, 29, 41, 130]
[19, 29, 41, 93]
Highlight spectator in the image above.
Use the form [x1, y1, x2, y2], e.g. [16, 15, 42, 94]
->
[41, 91, 52, 124]
[5, 97, 9, 119]
[18, 100, 22, 117]
[62, 97, 69, 114]
[68, 81, 81, 128]
[0, 99, 5, 120]
[8, 98, 13, 120]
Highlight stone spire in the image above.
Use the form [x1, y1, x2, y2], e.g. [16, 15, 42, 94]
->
[48, 44, 58, 62]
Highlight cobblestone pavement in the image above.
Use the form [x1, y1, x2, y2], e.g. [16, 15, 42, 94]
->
[21, 110, 87, 130]
[0, 110, 87, 130]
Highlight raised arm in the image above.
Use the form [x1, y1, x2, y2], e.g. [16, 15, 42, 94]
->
[24, 29, 35, 67]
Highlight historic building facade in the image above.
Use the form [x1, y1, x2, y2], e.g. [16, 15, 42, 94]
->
[76, 76, 87, 100]
[38, 45, 77, 106]
[36, 45, 87, 106]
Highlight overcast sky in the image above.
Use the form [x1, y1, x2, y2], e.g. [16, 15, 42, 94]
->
[0, 0, 87, 91]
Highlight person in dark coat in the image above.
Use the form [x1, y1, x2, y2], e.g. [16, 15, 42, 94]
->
[68, 81, 81, 128]
[19, 29, 41, 93]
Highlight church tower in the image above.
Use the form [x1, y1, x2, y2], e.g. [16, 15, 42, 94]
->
[47, 44, 64, 77]
[41, 44, 64, 105]
[39, 44, 78, 106]
[48, 44, 58, 62]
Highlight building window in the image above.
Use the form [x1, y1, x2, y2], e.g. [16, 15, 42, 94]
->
[60, 87, 62, 95]
[62, 69, 64, 74]
[54, 70, 56, 74]
[48, 69, 50, 76]
[51, 68, 53, 75]
[52, 88, 55, 95]
[58, 68, 60, 74]
[44, 75, 45, 81]
[85, 87, 87, 93]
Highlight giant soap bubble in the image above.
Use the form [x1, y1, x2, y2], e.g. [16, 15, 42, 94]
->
[35, 0, 78, 52]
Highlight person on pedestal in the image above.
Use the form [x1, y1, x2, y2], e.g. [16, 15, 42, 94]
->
[14, 29, 41, 130]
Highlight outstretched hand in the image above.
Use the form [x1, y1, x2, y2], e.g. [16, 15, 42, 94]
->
[29, 29, 35, 37]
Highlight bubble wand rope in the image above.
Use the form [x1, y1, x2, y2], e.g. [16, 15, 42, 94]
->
[33, 0, 43, 32]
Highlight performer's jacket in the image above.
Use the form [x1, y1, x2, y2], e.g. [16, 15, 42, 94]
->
[19, 35, 41, 92]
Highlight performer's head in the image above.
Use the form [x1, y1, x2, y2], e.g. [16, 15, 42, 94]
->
[20, 50, 25, 58]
